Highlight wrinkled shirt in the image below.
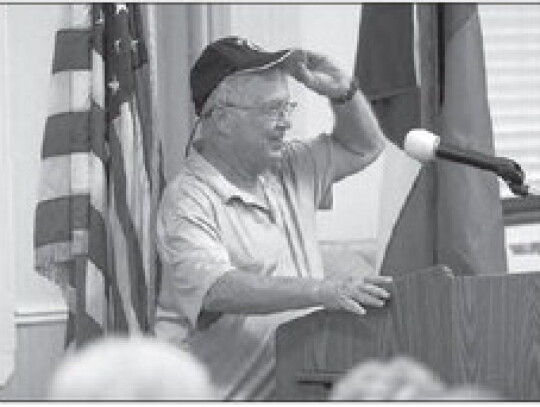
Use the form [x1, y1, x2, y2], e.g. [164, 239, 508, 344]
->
[155, 134, 338, 400]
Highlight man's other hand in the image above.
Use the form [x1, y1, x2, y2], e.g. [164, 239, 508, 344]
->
[284, 50, 351, 99]
[318, 275, 393, 315]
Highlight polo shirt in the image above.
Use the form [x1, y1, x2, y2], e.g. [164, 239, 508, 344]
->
[155, 133, 337, 400]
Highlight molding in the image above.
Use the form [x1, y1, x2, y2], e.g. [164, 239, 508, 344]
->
[319, 238, 377, 253]
[15, 304, 68, 326]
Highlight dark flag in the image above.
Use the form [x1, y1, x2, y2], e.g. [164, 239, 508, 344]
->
[34, 3, 163, 346]
[355, 4, 507, 276]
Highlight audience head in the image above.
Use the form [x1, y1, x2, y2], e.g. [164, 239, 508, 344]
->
[48, 335, 215, 400]
[330, 356, 445, 400]
[330, 356, 500, 401]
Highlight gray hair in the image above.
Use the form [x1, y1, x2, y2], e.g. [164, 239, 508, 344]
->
[48, 336, 215, 400]
[200, 68, 286, 117]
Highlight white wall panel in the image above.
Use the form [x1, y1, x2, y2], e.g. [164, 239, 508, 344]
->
[6, 5, 67, 313]
[230, 4, 383, 242]
[0, 3, 16, 388]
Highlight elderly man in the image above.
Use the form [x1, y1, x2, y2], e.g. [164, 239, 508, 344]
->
[155, 36, 392, 400]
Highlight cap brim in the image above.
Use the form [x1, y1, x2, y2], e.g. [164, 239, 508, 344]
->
[239, 49, 299, 73]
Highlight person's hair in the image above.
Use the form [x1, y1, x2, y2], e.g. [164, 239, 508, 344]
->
[48, 335, 215, 400]
[185, 67, 286, 156]
[330, 356, 446, 401]
[200, 67, 286, 117]
[329, 356, 501, 401]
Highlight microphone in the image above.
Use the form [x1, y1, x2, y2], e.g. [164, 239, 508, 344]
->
[404, 129, 528, 196]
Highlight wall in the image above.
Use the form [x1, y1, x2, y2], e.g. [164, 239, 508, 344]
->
[0, 4, 67, 399]
[0, 2, 16, 390]
[4, 4, 67, 314]
[229, 4, 384, 242]
[151, 4, 231, 180]
[0, 320, 66, 399]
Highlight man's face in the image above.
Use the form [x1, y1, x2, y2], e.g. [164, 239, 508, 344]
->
[225, 71, 292, 171]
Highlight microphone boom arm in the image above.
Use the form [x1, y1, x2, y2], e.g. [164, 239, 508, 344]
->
[437, 143, 526, 194]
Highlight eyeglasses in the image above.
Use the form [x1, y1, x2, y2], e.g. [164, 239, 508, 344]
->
[215, 100, 298, 121]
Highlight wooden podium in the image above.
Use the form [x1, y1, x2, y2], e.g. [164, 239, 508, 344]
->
[275, 266, 540, 400]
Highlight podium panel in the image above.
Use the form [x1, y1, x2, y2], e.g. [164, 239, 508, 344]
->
[275, 266, 540, 400]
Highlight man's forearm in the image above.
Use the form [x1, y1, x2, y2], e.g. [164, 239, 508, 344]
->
[201, 270, 392, 316]
[202, 271, 323, 314]
[331, 86, 385, 159]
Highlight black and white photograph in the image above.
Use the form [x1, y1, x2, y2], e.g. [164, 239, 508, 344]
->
[0, 2, 539, 401]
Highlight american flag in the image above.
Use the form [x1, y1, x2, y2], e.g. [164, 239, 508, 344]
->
[34, 3, 163, 347]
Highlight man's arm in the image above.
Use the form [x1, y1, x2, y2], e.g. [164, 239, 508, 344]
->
[329, 87, 385, 180]
[202, 270, 392, 316]
[285, 50, 386, 180]
[157, 187, 392, 326]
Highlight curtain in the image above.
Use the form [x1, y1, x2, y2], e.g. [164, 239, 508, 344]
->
[354, 4, 507, 276]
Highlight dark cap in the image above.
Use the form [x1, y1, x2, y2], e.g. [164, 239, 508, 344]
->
[190, 36, 294, 116]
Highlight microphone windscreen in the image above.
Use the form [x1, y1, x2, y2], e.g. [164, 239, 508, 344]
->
[403, 129, 440, 162]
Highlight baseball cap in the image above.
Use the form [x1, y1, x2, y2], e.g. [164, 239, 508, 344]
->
[190, 36, 296, 116]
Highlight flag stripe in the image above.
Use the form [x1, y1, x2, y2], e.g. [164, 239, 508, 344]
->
[133, 65, 154, 183]
[111, 100, 153, 278]
[121, 101, 153, 277]
[91, 8, 104, 58]
[35, 239, 107, 287]
[107, 238, 130, 332]
[48, 70, 92, 116]
[73, 261, 102, 346]
[38, 153, 106, 211]
[128, 5, 154, 182]
[109, 196, 144, 333]
[52, 29, 92, 74]
[91, 51, 105, 108]
[66, 309, 103, 347]
[34, 195, 90, 242]
[34, 229, 107, 278]
[109, 123, 149, 331]
[42, 109, 107, 162]
[84, 260, 106, 331]
[35, 196, 105, 248]
[61, 4, 92, 30]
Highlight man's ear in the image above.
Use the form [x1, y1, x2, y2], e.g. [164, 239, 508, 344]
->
[213, 107, 234, 136]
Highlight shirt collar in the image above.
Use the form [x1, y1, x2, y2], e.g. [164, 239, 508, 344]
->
[185, 149, 270, 207]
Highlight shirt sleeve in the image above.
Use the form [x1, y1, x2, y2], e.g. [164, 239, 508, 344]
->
[156, 184, 233, 329]
[281, 133, 338, 210]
